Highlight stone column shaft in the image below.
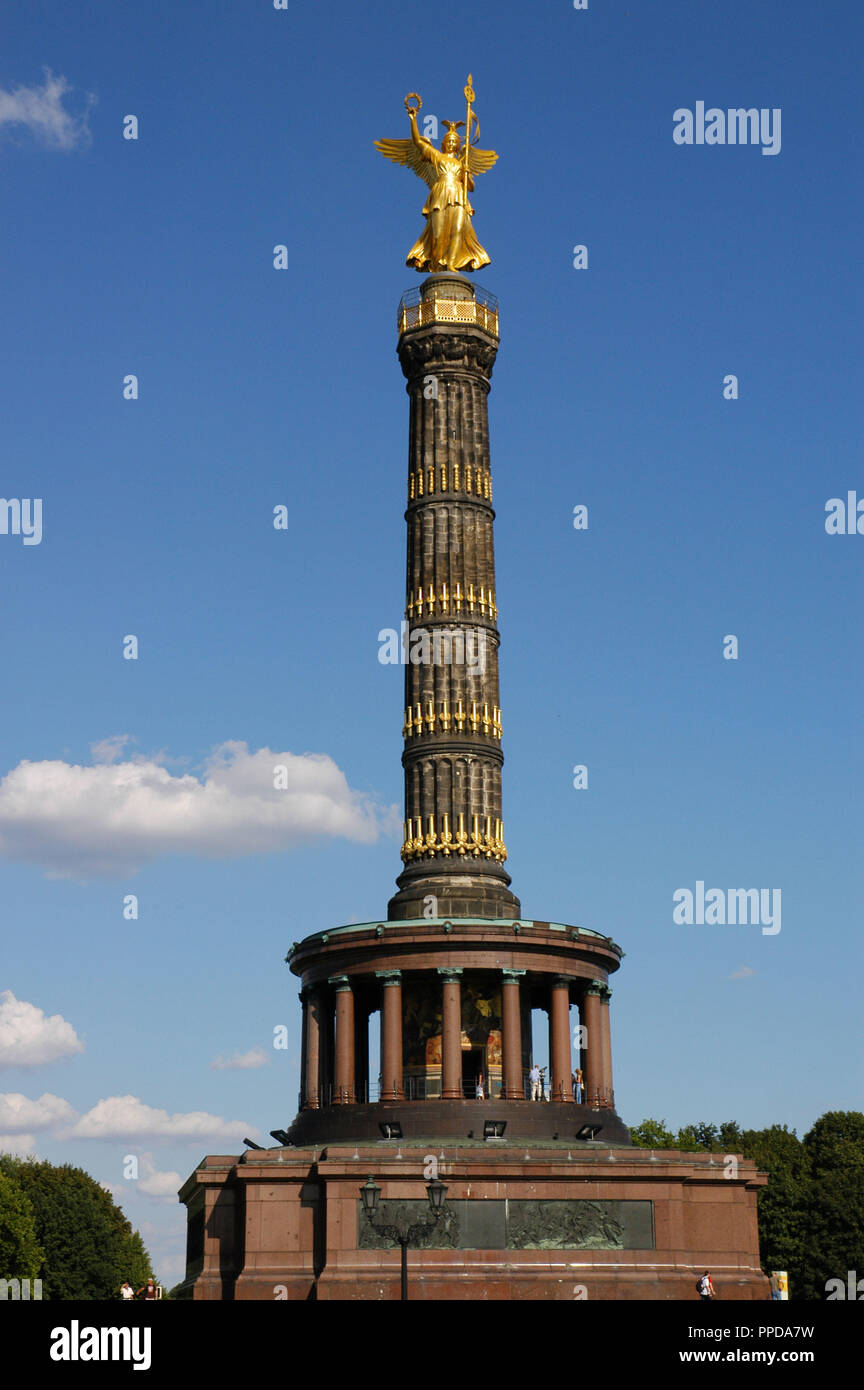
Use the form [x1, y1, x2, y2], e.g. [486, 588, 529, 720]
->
[439, 968, 463, 1100]
[378, 971, 404, 1100]
[550, 978, 573, 1103]
[332, 978, 355, 1104]
[304, 989, 320, 1109]
[582, 984, 603, 1105]
[388, 274, 520, 922]
[501, 970, 525, 1099]
[599, 986, 614, 1106]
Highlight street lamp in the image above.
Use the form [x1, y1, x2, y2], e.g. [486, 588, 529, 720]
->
[360, 1174, 449, 1301]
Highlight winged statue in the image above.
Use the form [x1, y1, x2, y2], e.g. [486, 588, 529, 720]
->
[374, 77, 498, 273]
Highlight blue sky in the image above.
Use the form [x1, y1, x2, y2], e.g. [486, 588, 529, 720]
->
[1, 0, 861, 1286]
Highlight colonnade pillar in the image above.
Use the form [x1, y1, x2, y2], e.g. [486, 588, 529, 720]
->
[501, 969, 525, 1099]
[550, 977, 574, 1103]
[598, 984, 614, 1106]
[582, 981, 603, 1105]
[303, 987, 321, 1109]
[377, 970, 404, 1100]
[331, 975, 355, 1104]
[439, 968, 463, 1100]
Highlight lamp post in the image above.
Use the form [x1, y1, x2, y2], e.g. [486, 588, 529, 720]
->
[360, 1175, 448, 1301]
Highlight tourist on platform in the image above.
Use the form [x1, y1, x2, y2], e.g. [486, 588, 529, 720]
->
[539, 1066, 550, 1100]
[529, 1062, 541, 1100]
[573, 1067, 583, 1103]
[475, 1072, 485, 1100]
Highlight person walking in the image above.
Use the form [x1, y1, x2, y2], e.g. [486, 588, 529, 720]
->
[697, 1271, 715, 1301]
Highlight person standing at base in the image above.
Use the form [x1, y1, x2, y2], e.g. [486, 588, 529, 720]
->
[529, 1062, 541, 1101]
[120, 1280, 135, 1301]
[697, 1271, 715, 1300]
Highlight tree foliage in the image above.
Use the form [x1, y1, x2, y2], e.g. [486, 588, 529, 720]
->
[0, 1169, 43, 1281]
[627, 1111, 864, 1299]
[0, 1155, 153, 1300]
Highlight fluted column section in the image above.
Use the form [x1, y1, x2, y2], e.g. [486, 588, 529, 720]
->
[389, 273, 520, 922]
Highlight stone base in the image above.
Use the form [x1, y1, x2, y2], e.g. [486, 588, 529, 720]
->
[178, 1142, 769, 1302]
[286, 1099, 631, 1147]
[387, 870, 521, 921]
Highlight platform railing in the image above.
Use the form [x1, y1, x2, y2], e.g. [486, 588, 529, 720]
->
[397, 284, 499, 338]
[298, 1079, 615, 1110]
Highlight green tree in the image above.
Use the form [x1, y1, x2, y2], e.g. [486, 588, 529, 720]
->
[677, 1121, 720, 1151]
[625, 1112, 864, 1300]
[628, 1117, 677, 1148]
[740, 1124, 809, 1295]
[0, 1169, 43, 1281]
[797, 1111, 864, 1301]
[120, 1229, 152, 1291]
[0, 1155, 154, 1300]
[718, 1121, 743, 1152]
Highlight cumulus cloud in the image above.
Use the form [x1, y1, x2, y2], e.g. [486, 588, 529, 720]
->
[210, 1047, 268, 1072]
[0, 990, 84, 1067]
[65, 1094, 255, 1142]
[0, 1133, 37, 1156]
[0, 739, 397, 877]
[0, 69, 94, 150]
[728, 965, 756, 980]
[136, 1153, 183, 1200]
[0, 1091, 77, 1134]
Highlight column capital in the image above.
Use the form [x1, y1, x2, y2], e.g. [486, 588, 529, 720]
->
[375, 970, 403, 986]
[600, 984, 613, 1003]
[437, 967, 463, 982]
[501, 968, 526, 983]
[328, 974, 352, 993]
[551, 976, 572, 991]
[584, 979, 606, 997]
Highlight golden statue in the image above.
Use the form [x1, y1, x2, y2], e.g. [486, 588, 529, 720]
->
[375, 76, 498, 273]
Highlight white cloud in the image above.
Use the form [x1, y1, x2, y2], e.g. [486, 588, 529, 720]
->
[90, 734, 135, 765]
[65, 1094, 255, 1142]
[0, 1091, 77, 1133]
[210, 1047, 268, 1071]
[728, 965, 756, 980]
[0, 990, 84, 1067]
[0, 739, 397, 877]
[0, 1133, 37, 1156]
[136, 1153, 183, 1200]
[0, 69, 93, 150]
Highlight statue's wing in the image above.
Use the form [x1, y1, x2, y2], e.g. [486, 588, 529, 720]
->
[374, 137, 437, 189]
[466, 144, 498, 177]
